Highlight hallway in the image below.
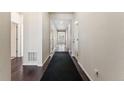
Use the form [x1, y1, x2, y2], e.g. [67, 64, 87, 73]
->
[1, 0, 124, 92]
[41, 52, 82, 81]
[8, 12, 124, 81]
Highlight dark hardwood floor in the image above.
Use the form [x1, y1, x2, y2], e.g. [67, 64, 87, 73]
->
[11, 56, 51, 81]
[23, 56, 51, 81]
[11, 55, 89, 81]
[11, 57, 23, 81]
[23, 66, 43, 81]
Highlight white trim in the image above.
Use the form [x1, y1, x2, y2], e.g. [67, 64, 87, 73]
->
[77, 61, 93, 81]
[52, 48, 56, 53]
[23, 63, 43, 67]
[41, 52, 54, 67]
[22, 58, 43, 67]
[42, 56, 50, 67]
[23, 62, 42, 66]
[37, 63, 43, 67]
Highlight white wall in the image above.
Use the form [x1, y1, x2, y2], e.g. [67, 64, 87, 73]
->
[75, 13, 124, 80]
[42, 12, 50, 63]
[0, 13, 11, 80]
[23, 13, 42, 66]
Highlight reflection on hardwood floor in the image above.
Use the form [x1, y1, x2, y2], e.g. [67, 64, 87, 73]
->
[11, 56, 51, 81]
[11, 57, 23, 81]
[23, 66, 43, 81]
[55, 44, 66, 51]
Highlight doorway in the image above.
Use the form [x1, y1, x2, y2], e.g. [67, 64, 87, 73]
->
[11, 21, 23, 81]
[56, 31, 66, 51]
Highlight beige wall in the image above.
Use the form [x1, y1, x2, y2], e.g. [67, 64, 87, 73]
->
[75, 13, 124, 80]
[42, 13, 50, 63]
[0, 13, 11, 80]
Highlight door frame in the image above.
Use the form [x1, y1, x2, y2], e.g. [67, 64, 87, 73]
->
[11, 23, 17, 58]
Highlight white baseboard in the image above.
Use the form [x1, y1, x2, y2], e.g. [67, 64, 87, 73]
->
[23, 62, 42, 66]
[77, 61, 93, 81]
[23, 53, 54, 67]
[42, 53, 54, 67]
[42, 56, 50, 67]
[37, 63, 43, 67]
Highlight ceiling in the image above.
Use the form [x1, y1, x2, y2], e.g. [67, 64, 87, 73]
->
[50, 12, 73, 30]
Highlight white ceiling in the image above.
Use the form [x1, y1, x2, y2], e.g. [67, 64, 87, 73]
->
[50, 13, 73, 30]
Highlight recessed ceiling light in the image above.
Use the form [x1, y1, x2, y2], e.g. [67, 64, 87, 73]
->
[60, 21, 64, 25]
[74, 21, 79, 25]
